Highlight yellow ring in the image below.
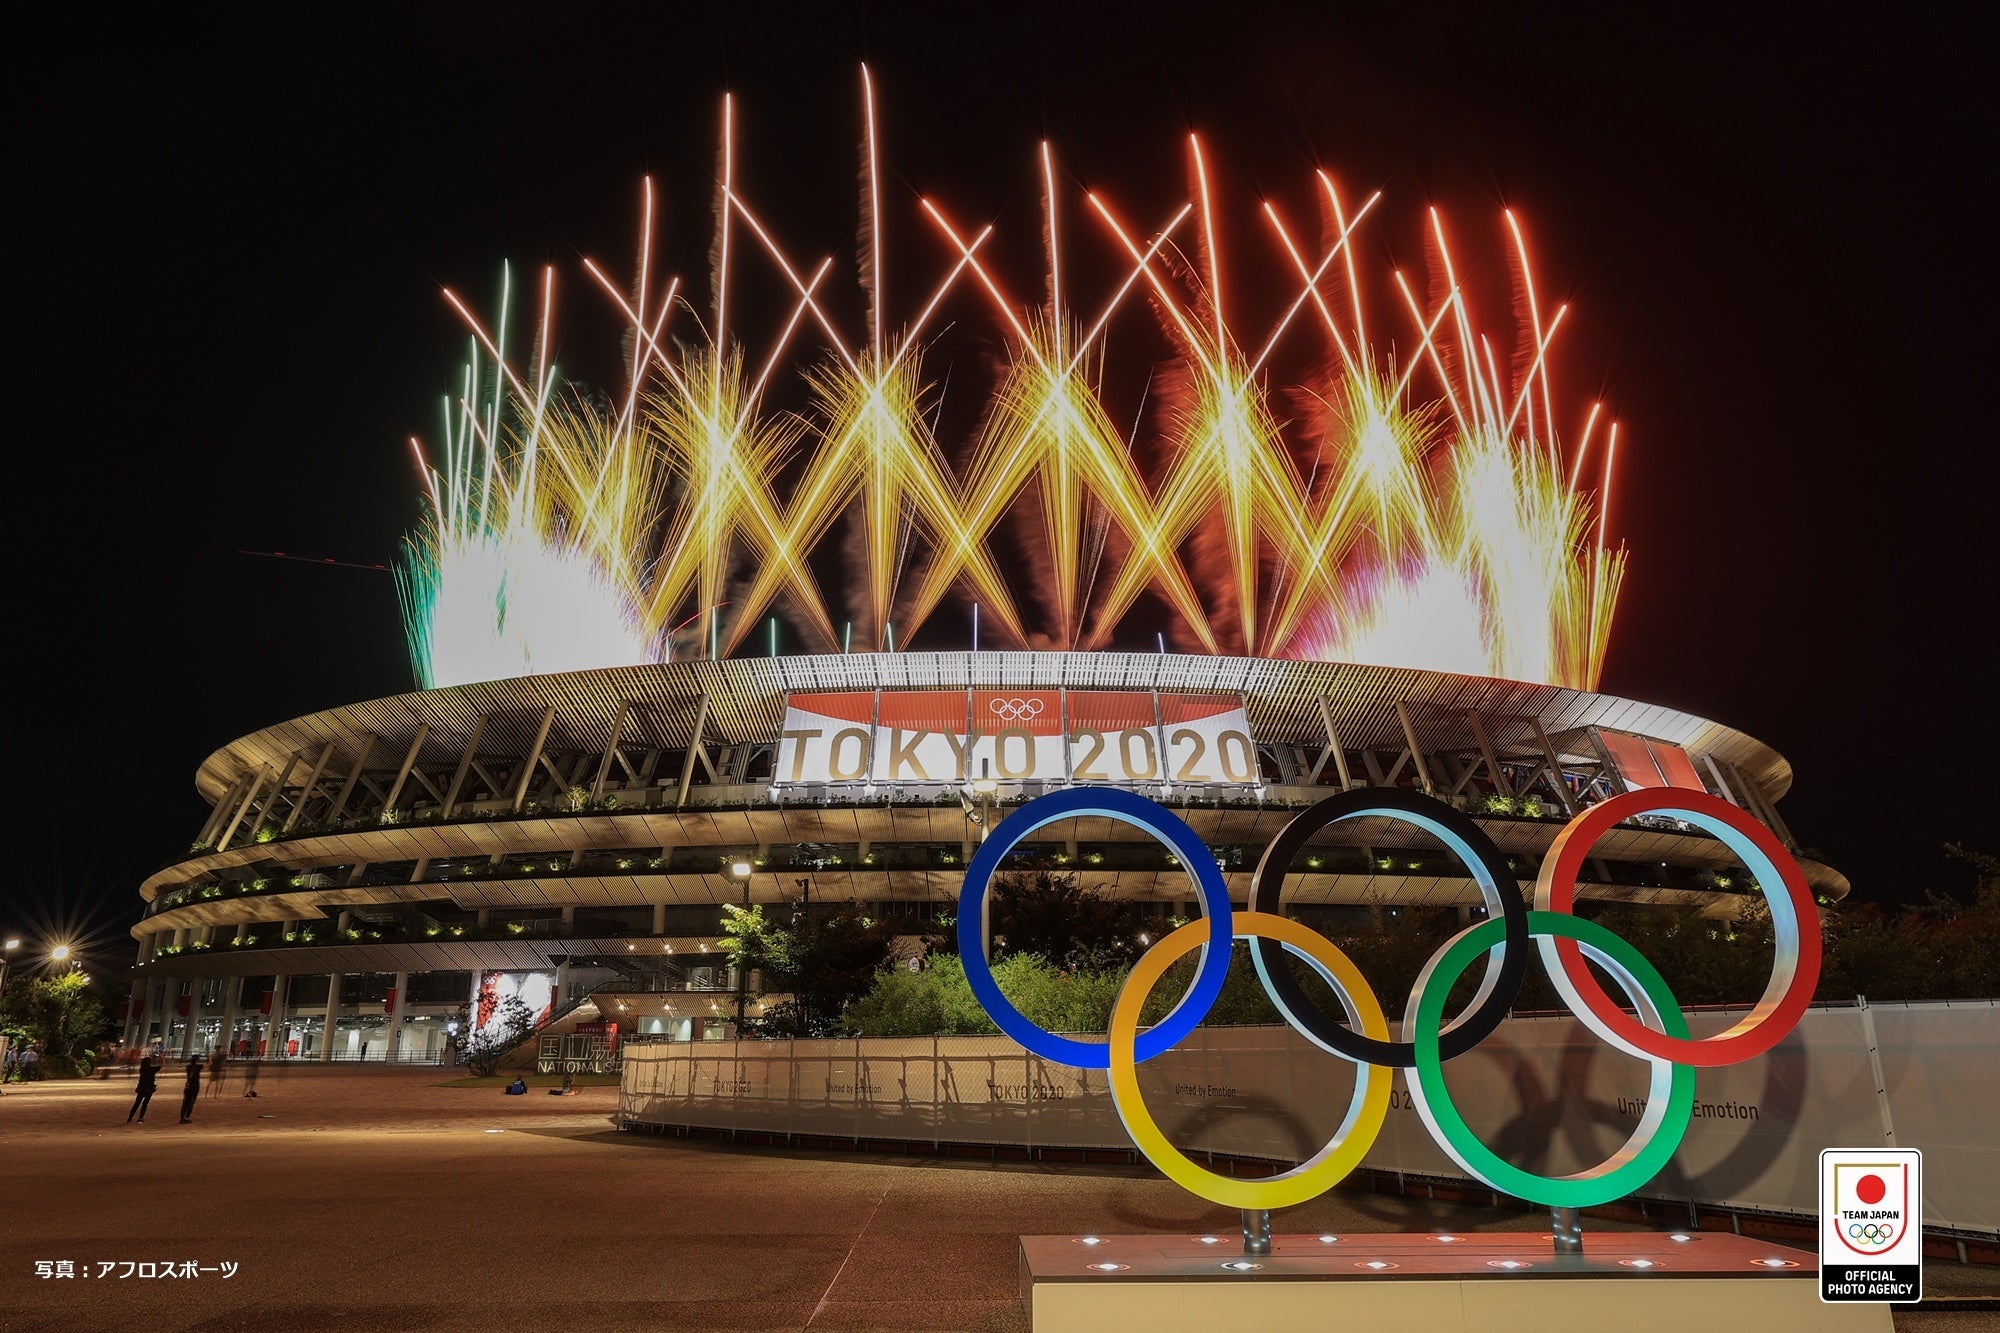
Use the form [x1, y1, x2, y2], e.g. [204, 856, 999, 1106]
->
[1107, 911, 1392, 1210]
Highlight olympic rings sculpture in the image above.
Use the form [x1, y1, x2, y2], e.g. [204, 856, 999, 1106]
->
[958, 784, 1821, 1212]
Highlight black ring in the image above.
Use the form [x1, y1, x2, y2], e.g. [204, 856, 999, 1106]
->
[1247, 787, 1527, 1067]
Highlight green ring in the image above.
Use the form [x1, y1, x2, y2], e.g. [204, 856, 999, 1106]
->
[1408, 910, 1695, 1209]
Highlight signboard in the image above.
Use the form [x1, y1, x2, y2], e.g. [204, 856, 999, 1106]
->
[1593, 727, 1707, 792]
[473, 971, 555, 1038]
[539, 1023, 621, 1075]
[1820, 1148, 1923, 1303]
[773, 689, 1259, 787]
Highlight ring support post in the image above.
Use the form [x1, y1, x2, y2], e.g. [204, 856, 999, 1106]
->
[1551, 1206, 1583, 1254]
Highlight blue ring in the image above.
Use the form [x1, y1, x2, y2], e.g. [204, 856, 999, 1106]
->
[957, 787, 1234, 1067]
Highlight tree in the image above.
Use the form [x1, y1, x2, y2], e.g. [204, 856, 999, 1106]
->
[455, 995, 533, 1076]
[846, 955, 999, 1036]
[721, 897, 895, 1038]
[986, 869, 1140, 969]
[0, 972, 108, 1077]
[1815, 869, 2000, 1003]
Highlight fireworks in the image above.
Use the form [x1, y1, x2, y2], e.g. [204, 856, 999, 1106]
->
[396, 266, 665, 689]
[401, 71, 1625, 690]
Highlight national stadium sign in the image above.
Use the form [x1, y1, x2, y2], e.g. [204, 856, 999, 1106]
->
[774, 690, 1259, 787]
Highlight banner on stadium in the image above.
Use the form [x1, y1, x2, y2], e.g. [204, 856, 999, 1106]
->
[773, 689, 1259, 787]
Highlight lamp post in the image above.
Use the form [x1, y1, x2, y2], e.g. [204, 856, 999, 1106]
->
[971, 761, 997, 839]
[0, 939, 17, 1085]
[969, 765, 998, 961]
[730, 861, 752, 1028]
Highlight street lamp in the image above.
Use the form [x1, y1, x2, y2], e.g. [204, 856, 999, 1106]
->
[970, 759, 998, 841]
[0, 939, 20, 1082]
[729, 861, 752, 1026]
[50, 945, 71, 964]
[963, 761, 1000, 962]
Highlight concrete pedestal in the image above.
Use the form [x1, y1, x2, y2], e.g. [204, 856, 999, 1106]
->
[1020, 1231, 1891, 1332]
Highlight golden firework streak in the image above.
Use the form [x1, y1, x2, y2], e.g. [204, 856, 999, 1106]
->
[402, 75, 1626, 690]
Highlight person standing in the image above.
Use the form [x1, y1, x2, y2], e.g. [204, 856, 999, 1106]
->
[1, 1043, 16, 1085]
[19, 1046, 38, 1081]
[177, 1057, 202, 1123]
[241, 1056, 261, 1099]
[127, 1052, 162, 1123]
[206, 1049, 227, 1098]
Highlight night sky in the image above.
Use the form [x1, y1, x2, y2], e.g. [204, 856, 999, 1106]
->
[12, 4, 1993, 973]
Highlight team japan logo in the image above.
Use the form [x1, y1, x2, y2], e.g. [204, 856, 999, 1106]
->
[1831, 1161, 1908, 1255]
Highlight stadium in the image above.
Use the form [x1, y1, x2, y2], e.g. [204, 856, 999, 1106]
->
[121, 652, 1846, 1062]
[121, 88, 1851, 1063]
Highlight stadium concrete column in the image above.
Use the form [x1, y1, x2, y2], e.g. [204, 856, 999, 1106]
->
[319, 973, 342, 1061]
[218, 973, 242, 1054]
[138, 980, 160, 1047]
[179, 982, 199, 1057]
[388, 971, 409, 1059]
[266, 974, 289, 1056]
[122, 983, 145, 1049]
[130, 979, 150, 1046]
[651, 903, 666, 934]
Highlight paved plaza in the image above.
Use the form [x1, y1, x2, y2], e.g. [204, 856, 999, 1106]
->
[0, 1067, 1989, 1330]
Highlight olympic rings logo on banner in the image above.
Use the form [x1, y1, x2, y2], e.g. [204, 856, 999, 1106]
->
[1849, 1223, 1895, 1244]
[956, 784, 1822, 1212]
[987, 696, 1046, 722]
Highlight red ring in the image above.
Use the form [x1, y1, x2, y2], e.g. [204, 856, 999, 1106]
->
[1535, 788, 1820, 1066]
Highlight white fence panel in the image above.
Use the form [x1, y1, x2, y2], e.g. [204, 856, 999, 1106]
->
[619, 1001, 1997, 1231]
